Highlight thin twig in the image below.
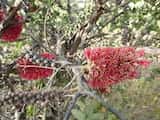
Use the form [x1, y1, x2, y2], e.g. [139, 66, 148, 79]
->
[63, 75, 76, 90]
[43, 7, 51, 48]
[0, 113, 12, 120]
[46, 63, 67, 89]
[67, 0, 72, 22]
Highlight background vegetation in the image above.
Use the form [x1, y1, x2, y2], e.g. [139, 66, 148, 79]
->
[0, 0, 160, 120]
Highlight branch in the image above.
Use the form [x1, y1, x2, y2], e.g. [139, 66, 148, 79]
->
[66, 0, 106, 55]
[63, 92, 82, 120]
[67, 0, 72, 22]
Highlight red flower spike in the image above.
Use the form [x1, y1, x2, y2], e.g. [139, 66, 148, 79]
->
[40, 52, 55, 59]
[136, 49, 145, 57]
[137, 59, 151, 68]
[17, 52, 55, 80]
[0, 9, 24, 42]
[84, 47, 151, 93]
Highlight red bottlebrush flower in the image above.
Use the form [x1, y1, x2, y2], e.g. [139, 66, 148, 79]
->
[84, 47, 150, 92]
[40, 52, 55, 60]
[136, 49, 145, 57]
[17, 52, 55, 80]
[0, 9, 24, 42]
[137, 59, 151, 68]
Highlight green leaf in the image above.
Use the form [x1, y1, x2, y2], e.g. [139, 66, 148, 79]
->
[135, 0, 145, 8]
[84, 100, 100, 114]
[26, 105, 37, 117]
[87, 113, 105, 120]
[129, 2, 135, 10]
[76, 101, 86, 111]
[157, 20, 160, 28]
[72, 109, 86, 120]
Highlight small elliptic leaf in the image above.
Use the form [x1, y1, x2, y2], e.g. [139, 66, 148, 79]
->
[87, 113, 105, 120]
[72, 109, 86, 120]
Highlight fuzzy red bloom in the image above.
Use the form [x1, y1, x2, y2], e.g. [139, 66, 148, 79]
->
[0, 9, 23, 42]
[136, 59, 151, 68]
[17, 53, 55, 80]
[84, 47, 150, 92]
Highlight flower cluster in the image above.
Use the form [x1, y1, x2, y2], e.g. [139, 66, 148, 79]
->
[17, 52, 55, 80]
[84, 47, 150, 92]
[0, 9, 23, 42]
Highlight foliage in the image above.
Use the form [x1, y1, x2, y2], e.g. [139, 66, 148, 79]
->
[0, 0, 159, 120]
